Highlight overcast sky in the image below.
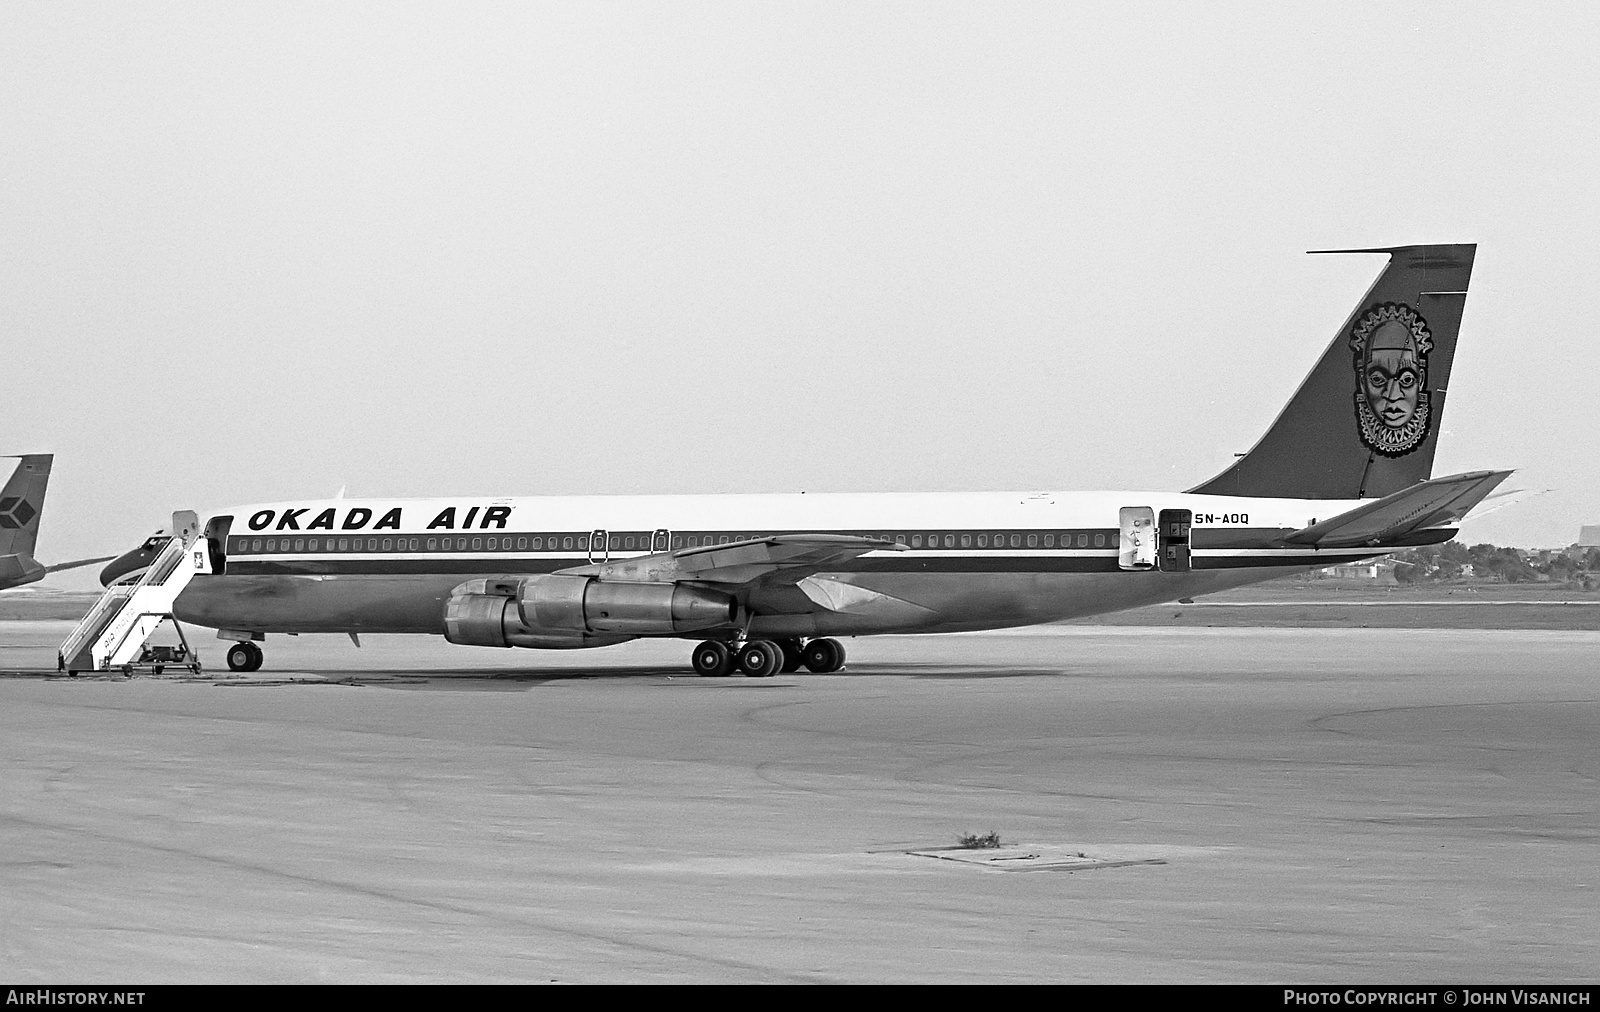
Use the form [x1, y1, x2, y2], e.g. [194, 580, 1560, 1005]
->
[4, 2, 1597, 587]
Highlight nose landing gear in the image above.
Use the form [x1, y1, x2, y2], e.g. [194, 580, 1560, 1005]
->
[690, 637, 846, 676]
[225, 641, 263, 672]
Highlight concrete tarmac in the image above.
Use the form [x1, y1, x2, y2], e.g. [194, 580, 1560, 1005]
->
[1, 622, 1596, 983]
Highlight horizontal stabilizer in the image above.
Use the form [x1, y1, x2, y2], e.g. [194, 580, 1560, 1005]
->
[1285, 470, 1513, 549]
[559, 533, 905, 586]
[43, 555, 117, 575]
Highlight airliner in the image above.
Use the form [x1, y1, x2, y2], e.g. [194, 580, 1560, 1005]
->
[0, 455, 115, 592]
[101, 244, 1506, 676]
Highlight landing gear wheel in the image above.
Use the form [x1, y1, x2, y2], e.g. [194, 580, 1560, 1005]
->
[802, 637, 846, 673]
[227, 641, 263, 673]
[691, 640, 734, 677]
[738, 640, 783, 678]
[777, 639, 804, 673]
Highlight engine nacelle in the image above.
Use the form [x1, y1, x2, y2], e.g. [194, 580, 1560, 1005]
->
[443, 576, 735, 648]
[519, 574, 736, 635]
[443, 584, 519, 647]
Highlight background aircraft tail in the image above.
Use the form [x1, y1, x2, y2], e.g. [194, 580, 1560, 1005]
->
[1191, 244, 1476, 500]
[0, 454, 53, 558]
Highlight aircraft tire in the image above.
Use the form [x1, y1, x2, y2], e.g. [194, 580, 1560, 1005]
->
[738, 640, 783, 678]
[246, 642, 264, 672]
[692, 640, 734, 677]
[226, 643, 254, 672]
[802, 638, 846, 673]
[777, 639, 804, 673]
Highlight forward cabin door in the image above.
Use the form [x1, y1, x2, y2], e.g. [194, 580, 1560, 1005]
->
[1158, 509, 1193, 572]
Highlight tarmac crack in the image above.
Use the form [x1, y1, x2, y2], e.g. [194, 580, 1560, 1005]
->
[0, 810, 840, 983]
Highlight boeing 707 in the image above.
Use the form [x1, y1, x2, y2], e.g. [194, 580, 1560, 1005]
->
[99, 244, 1504, 676]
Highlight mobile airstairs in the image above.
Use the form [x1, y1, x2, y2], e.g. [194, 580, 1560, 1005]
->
[58, 511, 207, 676]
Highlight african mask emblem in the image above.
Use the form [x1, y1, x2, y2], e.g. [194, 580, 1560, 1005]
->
[1351, 301, 1433, 457]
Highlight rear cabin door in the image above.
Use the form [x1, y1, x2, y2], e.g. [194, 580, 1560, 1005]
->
[1158, 509, 1192, 572]
[588, 528, 609, 565]
[652, 528, 672, 553]
[1118, 507, 1156, 570]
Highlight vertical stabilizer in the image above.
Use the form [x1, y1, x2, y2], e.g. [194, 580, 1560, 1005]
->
[1191, 244, 1475, 500]
[0, 454, 52, 558]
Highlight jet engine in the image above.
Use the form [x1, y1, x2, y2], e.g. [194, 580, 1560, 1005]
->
[444, 575, 737, 648]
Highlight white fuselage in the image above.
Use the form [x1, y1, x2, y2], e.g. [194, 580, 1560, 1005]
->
[174, 489, 1379, 640]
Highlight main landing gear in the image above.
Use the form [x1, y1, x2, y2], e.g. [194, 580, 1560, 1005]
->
[690, 637, 846, 677]
[226, 641, 263, 672]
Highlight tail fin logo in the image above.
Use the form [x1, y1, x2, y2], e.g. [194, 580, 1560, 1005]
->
[0, 497, 36, 529]
[1351, 302, 1433, 457]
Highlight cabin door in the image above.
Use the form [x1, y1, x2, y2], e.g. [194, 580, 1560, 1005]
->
[1119, 507, 1157, 570]
[651, 528, 672, 553]
[1158, 510, 1193, 572]
[588, 529, 609, 565]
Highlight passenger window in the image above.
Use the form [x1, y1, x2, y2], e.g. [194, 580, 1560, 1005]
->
[895, 535, 907, 544]
[672, 536, 683, 549]
[427, 538, 437, 550]
[515, 537, 526, 549]
[911, 535, 922, 547]
[1078, 534, 1089, 547]
[719, 536, 729, 544]
[251, 539, 262, 551]
[491, 538, 500, 550]
[292, 539, 302, 551]
[267, 539, 277, 551]
[1010, 534, 1021, 548]
[995, 532, 1006, 545]
[1111, 532, 1120, 546]
[977, 535, 986, 547]
[382, 539, 393, 551]
[367, 539, 377, 551]
[337, 539, 348, 551]
[307, 539, 318, 551]
[942, 535, 952, 548]
[1095, 533, 1105, 547]
[1044, 534, 1054, 547]
[1027, 534, 1038, 548]
[472, 538, 482, 550]
[561, 537, 572, 550]
[409, 539, 418, 551]
[624, 536, 634, 549]
[961, 534, 971, 547]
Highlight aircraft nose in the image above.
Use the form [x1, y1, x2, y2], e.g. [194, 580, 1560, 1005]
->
[99, 546, 152, 587]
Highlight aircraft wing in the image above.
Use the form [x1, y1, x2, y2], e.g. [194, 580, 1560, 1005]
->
[1284, 470, 1514, 549]
[43, 555, 117, 575]
[556, 533, 906, 586]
